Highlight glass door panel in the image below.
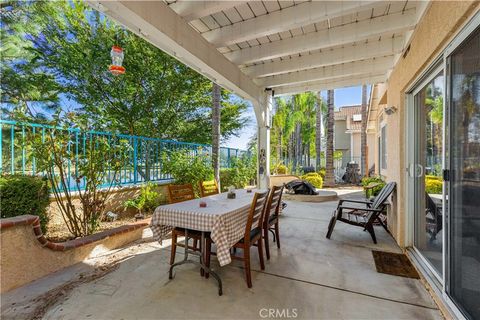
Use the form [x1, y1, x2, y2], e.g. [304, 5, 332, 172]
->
[449, 26, 480, 320]
[414, 70, 444, 278]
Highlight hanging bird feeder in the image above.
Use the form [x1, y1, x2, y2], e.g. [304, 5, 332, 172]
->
[109, 45, 125, 75]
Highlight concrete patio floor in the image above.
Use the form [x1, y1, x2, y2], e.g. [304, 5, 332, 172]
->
[8, 190, 444, 319]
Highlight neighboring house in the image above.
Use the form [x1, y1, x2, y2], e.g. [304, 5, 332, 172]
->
[334, 105, 363, 169]
[366, 83, 388, 177]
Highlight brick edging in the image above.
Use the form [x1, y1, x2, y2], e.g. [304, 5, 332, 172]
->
[0, 215, 149, 251]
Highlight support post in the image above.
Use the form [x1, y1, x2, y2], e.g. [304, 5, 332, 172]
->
[255, 90, 272, 189]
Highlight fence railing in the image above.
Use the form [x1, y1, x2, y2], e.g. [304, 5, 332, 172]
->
[0, 120, 247, 190]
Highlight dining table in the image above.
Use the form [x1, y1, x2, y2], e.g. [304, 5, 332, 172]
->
[150, 188, 261, 295]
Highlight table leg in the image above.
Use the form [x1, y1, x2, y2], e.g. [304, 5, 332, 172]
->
[168, 230, 223, 296]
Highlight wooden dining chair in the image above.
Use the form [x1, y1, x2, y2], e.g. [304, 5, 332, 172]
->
[199, 179, 220, 197]
[168, 184, 203, 270]
[167, 183, 195, 204]
[229, 190, 269, 288]
[262, 185, 284, 260]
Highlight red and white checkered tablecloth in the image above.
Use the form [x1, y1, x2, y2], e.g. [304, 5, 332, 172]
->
[150, 189, 260, 266]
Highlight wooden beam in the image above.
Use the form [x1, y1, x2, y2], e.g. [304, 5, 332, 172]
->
[225, 9, 417, 65]
[243, 36, 404, 78]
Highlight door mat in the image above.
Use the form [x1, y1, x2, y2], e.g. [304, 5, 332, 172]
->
[372, 250, 420, 279]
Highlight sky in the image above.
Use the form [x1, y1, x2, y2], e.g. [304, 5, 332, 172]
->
[224, 85, 372, 150]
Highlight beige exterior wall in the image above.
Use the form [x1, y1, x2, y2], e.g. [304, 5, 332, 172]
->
[48, 183, 169, 225]
[377, 1, 479, 246]
[334, 120, 349, 150]
[367, 133, 376, 173]
[351, 132, 361, 160]
[0, 223, 145, 292]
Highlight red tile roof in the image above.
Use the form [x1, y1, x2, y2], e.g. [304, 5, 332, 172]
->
[335, 105, 362, 131]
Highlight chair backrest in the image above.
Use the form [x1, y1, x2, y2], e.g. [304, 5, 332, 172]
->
[365, 182, 396, 226]
[263, 185, 284, 228]
[167, 184, 195, 204]
[371, 182, 396, 209]
[244, 190, 269, 243]
[199, 179, 220, 197]
[425, 192, 441, 217]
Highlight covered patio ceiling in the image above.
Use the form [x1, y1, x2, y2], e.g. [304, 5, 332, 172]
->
[88, 0, 429, 101]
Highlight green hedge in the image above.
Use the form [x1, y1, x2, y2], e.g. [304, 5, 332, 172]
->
[426, 176, 442, 194]
[276, 164, 287, 174]
[301, 172, 323, 189]
[0, 175, 50, 233]
[318, 168, 326, 179]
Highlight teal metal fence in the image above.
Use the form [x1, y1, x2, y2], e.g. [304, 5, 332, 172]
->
[0, 119, 246, 190]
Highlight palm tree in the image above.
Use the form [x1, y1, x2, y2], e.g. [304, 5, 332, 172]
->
[324, 89, 335, 187]
[361, 84, 368, 177]
[212, 83, 221, 186]
[315, 92, 327, 170]
[272, 98, 287, 165]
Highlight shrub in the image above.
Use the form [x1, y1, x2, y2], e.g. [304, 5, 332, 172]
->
[276, 164, 287, 175]
[27, 123, 132, 237]
[124, 182, 164, 215]
[0, 175, 50, 233]
[425, 176, 442, 194]
[162, 149, 214, 196]
[220, 155, 256, 191]
[301, 172, 323, 189]
[318, 168, 326, 179]
[425, 175, 441, 182]
[361, 176, 386, 198]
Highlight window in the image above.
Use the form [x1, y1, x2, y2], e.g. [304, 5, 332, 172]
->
[381, 125, 387, 170]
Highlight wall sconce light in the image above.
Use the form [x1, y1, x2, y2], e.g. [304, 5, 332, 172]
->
[384, 106, 398, 115]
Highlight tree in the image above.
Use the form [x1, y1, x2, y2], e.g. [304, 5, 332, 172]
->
[361, 84, 368, 177]
[324, 89, 335, 187]
[0, 1, 60, 119]
[315, 93, 327, 170]
[1, 1, 248, 145]
[212, 83, 221, 186]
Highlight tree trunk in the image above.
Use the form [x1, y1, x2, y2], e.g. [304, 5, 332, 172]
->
[361, 84, 368, 177]
[315, 93, 322, 170]
[325, 90, 335, 187]
[212, 83, 221, 187]
[278, 131, 282, 164]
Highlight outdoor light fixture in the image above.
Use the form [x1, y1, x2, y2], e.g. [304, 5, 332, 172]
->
[109, 45, 125, 75]
[384, 106, 397, 115]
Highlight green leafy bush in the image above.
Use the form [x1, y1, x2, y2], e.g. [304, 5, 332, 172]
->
[276, 164, 288, 175]
[162, 149, 214, 196]
[124, 182, 164, 215]
[220, 155, 256, 191]
[0, 175, 50, 233]
[28, 123, 131, 237]
[425, 175, 441, 181]
[318, 168, 326, 179]
[361, 176, 386, 198]
[425, 176, 442, 194]
[301, 172, 323, 189]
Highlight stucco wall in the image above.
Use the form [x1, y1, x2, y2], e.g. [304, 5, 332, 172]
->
[351, 132, 361, 160]
[0, 221, 145, 293]
[367, 133, 376, 173]
[383, 1, 479, 246]
[48, 183, 169, 225]
[334, 120, 349, 150]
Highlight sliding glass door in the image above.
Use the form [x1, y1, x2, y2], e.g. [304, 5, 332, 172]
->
[412, 67, 444, 279]
[448, 26, 480, 320]
[408, 15, 479, 320]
